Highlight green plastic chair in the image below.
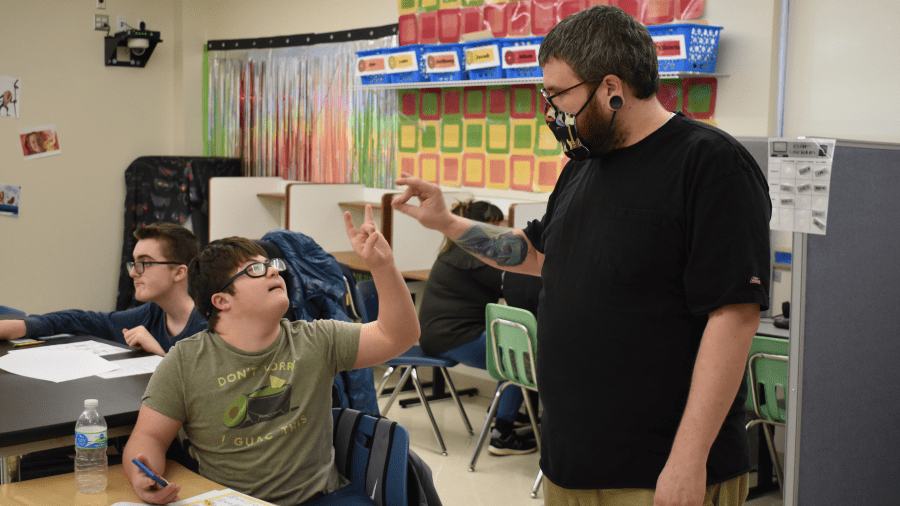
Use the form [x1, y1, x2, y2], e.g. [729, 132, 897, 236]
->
[469, 303, 543, 497]
[745, 335, 789, 491]
[744, 335, 789, 413]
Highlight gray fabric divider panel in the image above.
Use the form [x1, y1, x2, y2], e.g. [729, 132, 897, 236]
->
[798, 141, 900, 505]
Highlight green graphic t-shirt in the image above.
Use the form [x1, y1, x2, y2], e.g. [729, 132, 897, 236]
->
[142, 318, 360, 505]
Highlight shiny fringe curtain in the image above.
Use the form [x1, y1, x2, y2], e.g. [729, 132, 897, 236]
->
[207, 36, 398, 188]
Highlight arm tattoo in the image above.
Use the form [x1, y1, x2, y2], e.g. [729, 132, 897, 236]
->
[454, 223, 528, 266]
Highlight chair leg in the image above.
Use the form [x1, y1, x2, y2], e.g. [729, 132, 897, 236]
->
[375, 365, 397, 398]
[381, 366, 411, 417]
[746, 419, 784, 493]
[469, 382, 512, 472]
[438, 367, 474, 435]
[522, 388, 541, 453]
[531, 469, 543, 498]
[410, 367, 448, 456]
[760, 422, 784, 491]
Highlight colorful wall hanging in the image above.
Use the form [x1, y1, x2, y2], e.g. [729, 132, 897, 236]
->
[398, 84, 565, 192]
[398, 0, 703, 45]
[207, 35, 399, 188]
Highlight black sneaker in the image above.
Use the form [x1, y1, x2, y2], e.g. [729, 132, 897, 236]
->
[489, 428, 537, 456]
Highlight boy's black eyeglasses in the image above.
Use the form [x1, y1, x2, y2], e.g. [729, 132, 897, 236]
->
[217, 258, 287, 293]
[126, 261, 181, 274]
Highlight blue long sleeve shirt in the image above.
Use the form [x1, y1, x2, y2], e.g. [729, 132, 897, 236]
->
[24, 303, 207, 353]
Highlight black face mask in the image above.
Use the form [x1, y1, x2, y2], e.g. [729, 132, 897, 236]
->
[543, 85, 598, 161]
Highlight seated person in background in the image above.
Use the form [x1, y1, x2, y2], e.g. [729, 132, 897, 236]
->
[417, 200, 537, 456]
[0, 222, 205, 356]
[123, 206, 420, 506]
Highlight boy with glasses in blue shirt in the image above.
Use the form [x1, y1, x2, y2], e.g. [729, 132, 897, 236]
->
[0, 222, 205, 356]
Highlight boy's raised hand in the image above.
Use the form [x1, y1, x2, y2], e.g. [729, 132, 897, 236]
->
[344, 204, 393, 270]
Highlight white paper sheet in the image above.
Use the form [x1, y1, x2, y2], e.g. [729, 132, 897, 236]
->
[767, 137, 835, 235]
[6, 340, 132, 357]
[0, 349, 120, 382]
[109, 489, 278, 506]
[97, 355, 164, 379]
[167, 489, 276, 505]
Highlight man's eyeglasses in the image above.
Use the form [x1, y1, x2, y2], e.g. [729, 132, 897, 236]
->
[126, 261, 181, 274]
[540, 80, 589, 115]
[217, 258, 287, 293]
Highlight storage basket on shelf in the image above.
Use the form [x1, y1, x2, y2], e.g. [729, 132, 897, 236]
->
[647, 24, 722, 73]
[422, 43, 466, 82]
[502, 36, 543, 79]
[356, 48, 389, 85]
[463, 39, 505, 80]
[384, 45, 427, 84]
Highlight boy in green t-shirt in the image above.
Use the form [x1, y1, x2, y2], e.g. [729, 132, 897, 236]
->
[123, 207, 420, 506]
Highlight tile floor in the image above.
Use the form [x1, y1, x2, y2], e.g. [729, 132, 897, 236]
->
[374, 371, 784, 506]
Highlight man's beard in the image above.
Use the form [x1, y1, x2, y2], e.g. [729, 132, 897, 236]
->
[579, 101, 626, 155]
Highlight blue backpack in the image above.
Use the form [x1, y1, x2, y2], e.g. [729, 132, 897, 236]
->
[332, 408, 442, 506]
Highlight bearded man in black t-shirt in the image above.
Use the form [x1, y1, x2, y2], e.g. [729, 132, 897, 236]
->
[392, 6, 771, 506]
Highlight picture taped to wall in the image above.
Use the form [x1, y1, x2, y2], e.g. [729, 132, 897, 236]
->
[0, 76, 20, 118]
[0, 184, 21, 217]
[20, 125, 61, 160]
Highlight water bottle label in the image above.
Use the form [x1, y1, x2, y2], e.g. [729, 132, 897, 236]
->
[75, 430, 108, 449]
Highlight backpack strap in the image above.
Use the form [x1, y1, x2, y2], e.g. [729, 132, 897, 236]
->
[366, 417, 397, 506]
[333, 407, 362, 479]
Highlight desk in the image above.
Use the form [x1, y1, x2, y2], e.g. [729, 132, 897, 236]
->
[757, 319, 790, 338]
[0, 461, 220, 505]
[0, 336, 152, 483]
[328, 251, 431, 282]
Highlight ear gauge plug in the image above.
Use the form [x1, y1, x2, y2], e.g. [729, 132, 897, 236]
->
[610, 96, 623, 110]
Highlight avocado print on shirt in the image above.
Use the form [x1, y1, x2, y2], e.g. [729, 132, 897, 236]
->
[222, 375, 299, 429]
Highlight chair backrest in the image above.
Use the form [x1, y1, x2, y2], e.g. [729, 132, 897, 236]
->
[332, 407, 409, 506]
[749, 352, 789, 424]
[485, 303, 538, 390]
[357, 279, 379, 323]
[744, 335, 790, 413]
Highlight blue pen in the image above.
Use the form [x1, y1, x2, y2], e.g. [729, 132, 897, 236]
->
[36, 333, 73, 340]
[132, 458, 170, 487]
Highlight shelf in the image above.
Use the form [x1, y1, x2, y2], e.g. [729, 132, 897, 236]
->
[360, 77, 542, 90]
[660, 71, 728, 79]
[358, 72, 726, 90]
[338, 201, 383, 210]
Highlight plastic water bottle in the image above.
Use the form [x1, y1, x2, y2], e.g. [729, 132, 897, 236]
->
[74, 399, 108, 493]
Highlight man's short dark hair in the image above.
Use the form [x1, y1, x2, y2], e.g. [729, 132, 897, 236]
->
[188, 237, 266, 332]
[538, 5, 660, 99]
[133, 222, 200, 266]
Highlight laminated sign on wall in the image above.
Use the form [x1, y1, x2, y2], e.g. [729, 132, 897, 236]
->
[767, 137, 836, 235]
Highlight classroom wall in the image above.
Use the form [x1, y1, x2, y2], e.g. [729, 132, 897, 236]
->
[783, 1, 900, 142]
[4, 0, 897, 315]
[0, 0, 177, 314]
